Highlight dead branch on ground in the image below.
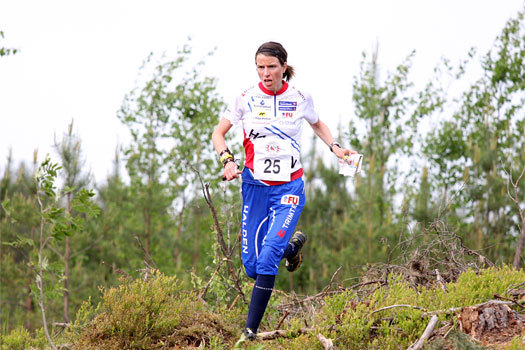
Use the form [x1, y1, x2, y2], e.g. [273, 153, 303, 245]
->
[371, 304, 427, 315]
[407, 315, 439, 350]
[317, 333, 336, 349]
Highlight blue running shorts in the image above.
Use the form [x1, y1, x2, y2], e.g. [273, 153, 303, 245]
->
[240, 168, 305, 278]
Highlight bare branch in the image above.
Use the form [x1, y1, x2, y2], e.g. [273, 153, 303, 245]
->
[191, 165, 246, 303]
[257, 327, 314, 340]
[407, 315, 439, 350]
[507, 166, 525, 268]
[275, 310, 290, 330]
[371, 304, 427, 315]
[423, 299, 524, 317]
[198, 257, 226, 300]
[317, 333, 336, 350]
[135, 235, 158, 269]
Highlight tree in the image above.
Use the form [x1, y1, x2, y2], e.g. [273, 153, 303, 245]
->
[422, 7, 525, 264]
[117, 43, 228, 275]
[52, 120, 91, 323]
[32, 157, 98, 348]
[348, 47, 419, 262]
[0, 152, 41, 330]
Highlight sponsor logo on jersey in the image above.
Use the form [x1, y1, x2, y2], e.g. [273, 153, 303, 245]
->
[281, 194, 299, 205]
[279, 106, 297, 111]
[282, 112, 294, 118]
[253, 109, 272, 123]
[266, 142, 281, 154]
[279, 101, 297, 106]
[248, 129, 266, 139]
[276, 229, 286, 238]
[253, 94, 272, 100]
[251, 96, 272, 109]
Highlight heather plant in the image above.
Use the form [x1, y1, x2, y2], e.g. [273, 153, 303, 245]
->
[72, 270, 238, 349]
[0, 326, 47, 350]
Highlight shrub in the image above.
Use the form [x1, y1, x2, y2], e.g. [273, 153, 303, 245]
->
[72, 270, 236, 349]
[0, 327, 47, 350]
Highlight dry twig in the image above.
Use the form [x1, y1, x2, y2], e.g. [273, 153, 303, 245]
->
[257, 327, 314, 340]
[191, 166, 246, 303]
[371, 304, 427, 315]
[504, 166, 525, 268]
[407, 315, 439, 350]
[423, 299, 524, 317]
[317, 333, 336, 350]
[275, 310, 290, 330]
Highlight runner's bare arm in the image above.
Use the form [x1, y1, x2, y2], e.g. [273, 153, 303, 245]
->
[309, 119, 357, 160]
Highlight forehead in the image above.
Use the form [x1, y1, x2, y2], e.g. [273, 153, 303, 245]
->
[256, 54, 282, 66]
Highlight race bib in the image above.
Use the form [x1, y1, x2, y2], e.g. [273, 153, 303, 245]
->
[253, 138, 292, 181]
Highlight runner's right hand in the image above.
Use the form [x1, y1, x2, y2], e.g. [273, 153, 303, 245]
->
[222, 161, 242, 181]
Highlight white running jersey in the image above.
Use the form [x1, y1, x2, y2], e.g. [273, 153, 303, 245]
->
[224, 81, 318, 182]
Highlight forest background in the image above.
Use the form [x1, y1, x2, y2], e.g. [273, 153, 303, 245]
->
[0, 3, 524, 345]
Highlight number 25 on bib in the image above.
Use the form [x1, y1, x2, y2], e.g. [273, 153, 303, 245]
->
[253, 139, 292, 181]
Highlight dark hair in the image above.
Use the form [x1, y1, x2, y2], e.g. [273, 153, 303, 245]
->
[255, 41, 295, 81]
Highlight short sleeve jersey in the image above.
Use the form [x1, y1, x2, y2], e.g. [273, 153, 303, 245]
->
[224, 81, 318, 184]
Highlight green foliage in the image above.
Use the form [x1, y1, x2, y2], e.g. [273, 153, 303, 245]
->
[2, 8, 525, 348]
[72, 270, 236, 349]
[0, 326, 47, 350]
[111, 41, 233, 280]
[506, 335, 525, 350]
[312, 266, 524, 349]
[0, 326, 30, 350]
[421, 7, 525, 261]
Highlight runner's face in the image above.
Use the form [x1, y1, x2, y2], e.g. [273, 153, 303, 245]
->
[256, 54, 287, 92]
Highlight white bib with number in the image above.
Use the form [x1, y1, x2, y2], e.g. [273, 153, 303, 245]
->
[253, 138, 292, 181]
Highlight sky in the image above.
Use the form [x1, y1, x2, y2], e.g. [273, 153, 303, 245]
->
[1, 0, 523, 183]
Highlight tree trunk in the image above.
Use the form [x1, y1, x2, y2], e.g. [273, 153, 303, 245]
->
[25, 227, 36, 329]
[64, 192, 71, 324]
[145, 206, 150, 258]
[512, 222, 525, 268]
[193, 207, 199, 266]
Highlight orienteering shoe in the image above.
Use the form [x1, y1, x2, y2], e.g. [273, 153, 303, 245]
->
[243, 327, 257, 341]
[234, 327, 257, 348]
[285, 231, 307, 272]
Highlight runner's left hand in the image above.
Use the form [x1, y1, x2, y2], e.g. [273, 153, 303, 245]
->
[333, 145, 357, 163]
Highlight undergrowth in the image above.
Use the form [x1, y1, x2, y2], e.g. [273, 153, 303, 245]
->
[67, 270, 238, 349]
[2, 266, 523, 349]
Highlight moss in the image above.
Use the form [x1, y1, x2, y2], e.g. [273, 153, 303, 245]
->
[312, 266, 524, 349]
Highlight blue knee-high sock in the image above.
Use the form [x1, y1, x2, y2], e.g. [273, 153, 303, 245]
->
[282, 240, 300, 259]
[245, 274, 275, 332]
